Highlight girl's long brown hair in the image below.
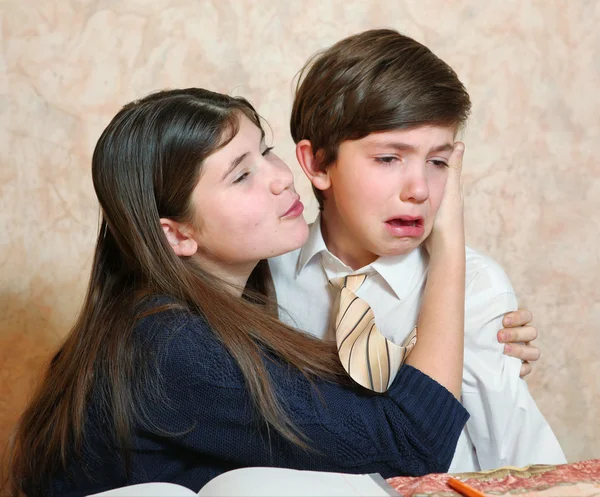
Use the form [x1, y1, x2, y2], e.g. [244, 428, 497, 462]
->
[6, 88, 348, 496]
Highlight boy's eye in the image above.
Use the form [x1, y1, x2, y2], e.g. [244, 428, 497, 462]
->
[429, 159, 449, 168]
[262, 147, 274, 156]
[233, 172, 250, 184]
[374, 156, 397, 165]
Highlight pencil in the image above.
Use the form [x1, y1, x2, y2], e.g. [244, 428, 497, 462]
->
[447, 477, 487, 497]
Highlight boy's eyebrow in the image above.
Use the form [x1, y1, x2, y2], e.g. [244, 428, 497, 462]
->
[222, 152, 249, 180]
[369, 141, 454, 154]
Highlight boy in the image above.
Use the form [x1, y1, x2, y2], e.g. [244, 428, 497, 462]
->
[269, 29, 565, 471]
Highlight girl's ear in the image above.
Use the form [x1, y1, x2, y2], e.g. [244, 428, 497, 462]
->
[160, 218, 198, 257]
[295, 140, 331, 191]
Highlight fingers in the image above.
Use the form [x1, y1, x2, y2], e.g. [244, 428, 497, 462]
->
[448, 141, 465, 171]
[503, 342, 541, 362]
[501, 322, 541, 379]
[444, 142, 464, 203]
[498, 325, 538, 344]
[503, 308, 533, 327]
[520, 361, 533, 378]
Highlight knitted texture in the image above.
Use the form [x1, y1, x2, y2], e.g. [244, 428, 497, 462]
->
[48, 298, 469, 496]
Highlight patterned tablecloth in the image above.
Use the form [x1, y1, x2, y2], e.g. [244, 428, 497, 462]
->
[386, 459, 600, 497]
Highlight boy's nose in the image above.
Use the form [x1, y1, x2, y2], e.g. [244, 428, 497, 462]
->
[400, 166, 429, 203]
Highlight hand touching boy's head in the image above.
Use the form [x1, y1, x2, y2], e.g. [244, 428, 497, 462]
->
[291, 29, 471, 266]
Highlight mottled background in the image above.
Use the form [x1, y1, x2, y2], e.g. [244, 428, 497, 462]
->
[1, 0, 598, 464]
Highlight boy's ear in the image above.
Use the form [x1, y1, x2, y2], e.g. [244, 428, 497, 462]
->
[295, 140, 331, 192]
[160, 218, 198, 257]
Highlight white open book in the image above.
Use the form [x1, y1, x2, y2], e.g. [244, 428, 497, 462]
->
[88, 467, 400, 496]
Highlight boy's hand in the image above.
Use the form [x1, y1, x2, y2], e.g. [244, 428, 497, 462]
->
[426, 142, 465, 254]
[498, 309, 540, 378]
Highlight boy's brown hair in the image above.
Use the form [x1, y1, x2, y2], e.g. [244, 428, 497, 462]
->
[290, 28, 472, 209]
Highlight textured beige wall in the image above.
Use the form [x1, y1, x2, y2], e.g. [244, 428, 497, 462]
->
[1, 0, 598, 464]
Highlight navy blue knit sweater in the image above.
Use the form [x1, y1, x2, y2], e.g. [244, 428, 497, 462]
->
[48, 302, 469, 496]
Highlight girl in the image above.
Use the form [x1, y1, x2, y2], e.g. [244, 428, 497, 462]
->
[7, 88, 468, 496]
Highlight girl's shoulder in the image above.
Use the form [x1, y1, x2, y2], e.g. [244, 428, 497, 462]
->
[134, 295, 212, 339]
[132, 295, 242, 386]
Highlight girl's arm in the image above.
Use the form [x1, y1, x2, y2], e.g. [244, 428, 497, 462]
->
[137, 307, 468, 479]
[405, 142, 466, 398]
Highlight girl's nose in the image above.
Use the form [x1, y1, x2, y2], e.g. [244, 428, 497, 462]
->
[269, 157, 294, 195]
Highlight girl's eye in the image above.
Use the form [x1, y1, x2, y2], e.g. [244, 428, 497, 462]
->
[233, 172, 250, 184]
[429, 159, 449, 168]
[262, 147, 274, 156]
[374, 156, 397, 165]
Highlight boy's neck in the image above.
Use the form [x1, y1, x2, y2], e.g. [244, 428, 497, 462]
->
[320, 208, 379, 271]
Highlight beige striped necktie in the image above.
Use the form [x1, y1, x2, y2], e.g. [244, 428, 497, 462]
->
[331, 274, 417, 393]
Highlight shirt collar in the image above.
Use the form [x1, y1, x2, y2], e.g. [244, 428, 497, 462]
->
[297, 213, 428, 300]
[370, 247, 428, 300]
[297, 213, 329, 273]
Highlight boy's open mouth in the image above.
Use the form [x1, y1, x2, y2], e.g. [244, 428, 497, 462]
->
[385, 217, 424, 228]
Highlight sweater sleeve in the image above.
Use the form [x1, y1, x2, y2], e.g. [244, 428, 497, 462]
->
[137, 307, 469, 479]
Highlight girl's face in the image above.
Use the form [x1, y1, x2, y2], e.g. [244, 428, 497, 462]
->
[187, 114, 308, 279]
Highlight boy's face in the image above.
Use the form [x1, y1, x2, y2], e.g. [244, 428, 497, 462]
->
[321, 124, 456, 267]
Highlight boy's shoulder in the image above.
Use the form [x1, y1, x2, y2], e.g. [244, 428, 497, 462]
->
[465, 246, 515, 299]
[464, 248, 518, 329]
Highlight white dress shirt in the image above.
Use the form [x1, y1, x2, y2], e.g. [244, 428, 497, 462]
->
[269, 216, 566, 472]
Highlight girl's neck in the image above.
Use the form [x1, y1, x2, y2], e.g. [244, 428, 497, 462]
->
[193, 255, 256, 297]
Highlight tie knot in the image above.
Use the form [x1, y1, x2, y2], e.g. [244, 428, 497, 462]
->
[330, 273, 368, 293]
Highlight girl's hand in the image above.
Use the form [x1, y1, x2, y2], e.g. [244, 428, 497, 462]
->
[426, 142, 465, 256]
